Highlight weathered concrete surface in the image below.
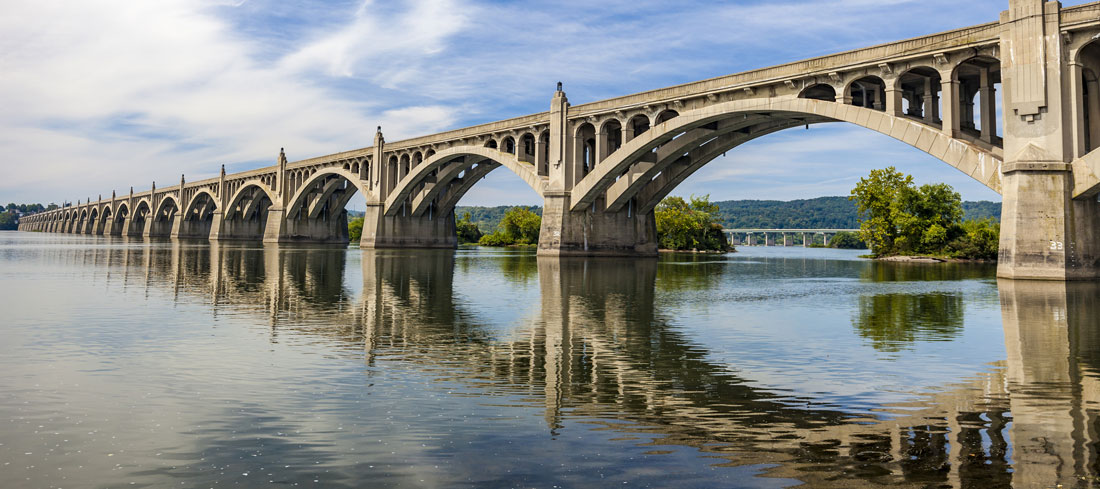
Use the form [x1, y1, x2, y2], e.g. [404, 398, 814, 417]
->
[537, 193, 657, 256]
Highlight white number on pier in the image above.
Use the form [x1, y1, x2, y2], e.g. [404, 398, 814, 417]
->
[1050, 241, 1064, 251]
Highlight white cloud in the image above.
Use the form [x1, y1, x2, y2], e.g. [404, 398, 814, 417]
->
[0, 0, 464, 204]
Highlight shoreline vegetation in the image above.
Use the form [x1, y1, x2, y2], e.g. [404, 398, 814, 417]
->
[850, 167, 999, 262]
[344, 168, 998, 262]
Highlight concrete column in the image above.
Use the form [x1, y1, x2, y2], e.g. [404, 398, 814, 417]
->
[535, 136, 547, 177]
[1070, 63, 1088, 157]
[979, 66, 997, 143]
[940, 77, 959, 135]
[885, 77, 903, 116]
[824, 234, 830, 247]
[783, 233, 790, 246]
[998, 0, 1100, 280]
[1087, 78, 1100, 152]
[548, 84, 571, 192]
[923, 78, 936, 125]
[803, 233, 809, 247]
[596, 130, 608, 166]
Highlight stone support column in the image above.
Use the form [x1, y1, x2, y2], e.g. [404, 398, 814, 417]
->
[1072, 63, 1089, 157]
[998, 0, 1100, 280]
[1087, 78, 1100, 152]
[885, 77, 903, 116]
[923, 78, 937, 125]
[979, 66, 997, 143]
[940, 76, 960, 136]
[535, 135, 548, 176]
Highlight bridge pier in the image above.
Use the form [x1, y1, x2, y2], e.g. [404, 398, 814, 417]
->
[260, 206, 351, 244]
[537, 194, 657, 256]
[996, 0, 1100, 280]
[358, 203, 455, 249]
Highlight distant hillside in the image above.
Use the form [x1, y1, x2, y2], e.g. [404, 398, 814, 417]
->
[715, 197, 858, 229]
[716, 197, 1000, 229]
[454, 205, 542, 232]
[960, 201, 1001, 221]
[446, 198, 1001, 232]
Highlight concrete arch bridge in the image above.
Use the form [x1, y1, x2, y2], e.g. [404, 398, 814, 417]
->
[19, 0, 1100, 280]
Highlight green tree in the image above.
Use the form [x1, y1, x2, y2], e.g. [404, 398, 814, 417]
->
[455, 212, 483, 244]
[655, 195, 731, 251]
[850, 167, 912, 255]
[0, 212, 17, 230]
[946, 218, 1000, 260]
[479, 207, 541, 246]
[851, 167, 996, 259]
[829, 231, 866, 249]
[347, 216, 364, 243]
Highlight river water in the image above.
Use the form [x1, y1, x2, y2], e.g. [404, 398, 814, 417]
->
[0, 232, 1096, 488]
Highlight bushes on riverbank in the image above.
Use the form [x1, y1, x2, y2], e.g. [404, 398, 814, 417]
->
[456, 212, 484, 244]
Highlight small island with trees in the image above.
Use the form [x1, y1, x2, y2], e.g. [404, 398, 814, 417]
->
[850, 167, 999, 261]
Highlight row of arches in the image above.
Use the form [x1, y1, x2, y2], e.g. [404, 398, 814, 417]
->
[798, 57, 1003, 147]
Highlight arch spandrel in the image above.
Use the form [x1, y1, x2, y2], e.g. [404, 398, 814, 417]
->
[383, 146, 546, 217]
[570, 97, 1003, 212]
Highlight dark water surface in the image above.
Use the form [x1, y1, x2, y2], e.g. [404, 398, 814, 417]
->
[0, 232, 1097, 488]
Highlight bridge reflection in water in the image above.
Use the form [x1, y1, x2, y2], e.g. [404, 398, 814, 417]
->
[75, 241, 1100, 488]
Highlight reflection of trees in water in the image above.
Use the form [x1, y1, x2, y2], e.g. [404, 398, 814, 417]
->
[654, 254, 724, 291]
[497, 251, 537, 284]
[853, 293, 965, 351]
[860, 261, 995, 282]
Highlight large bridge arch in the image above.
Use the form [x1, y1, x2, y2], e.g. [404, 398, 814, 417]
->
[215, 180, 278, 241]
[174, 189, 218, 239]
[383, 146, 546, 217]
[148, 195, 179, 237]
[127, 199, 151, 236]
[278, 167, 367, 244]
[356, 146, 545, 250]
[570, 97, 1003, 212]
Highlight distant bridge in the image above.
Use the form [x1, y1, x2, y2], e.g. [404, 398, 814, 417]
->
[723, 229, 859, 246]
[18, 0, 1100, 280]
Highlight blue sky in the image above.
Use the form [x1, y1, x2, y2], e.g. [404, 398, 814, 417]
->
[2, 0, 1084, 207]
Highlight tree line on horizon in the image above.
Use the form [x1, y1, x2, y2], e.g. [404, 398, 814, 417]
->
[0, 202, 59, 230]
[450, 197, 1001, 232]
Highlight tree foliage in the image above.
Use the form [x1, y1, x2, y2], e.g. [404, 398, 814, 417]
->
[0, 212, 16, 230]
[828, 231, 866, 249]
[2, 202, 59, 230]
[655, 195, 731, 252]
[850, 167, 998, 259]
[479, 207, 541, 246]
[454, 206, 541, 233]
[347, 217, 364, 243]
[455, 212, 483, 244]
